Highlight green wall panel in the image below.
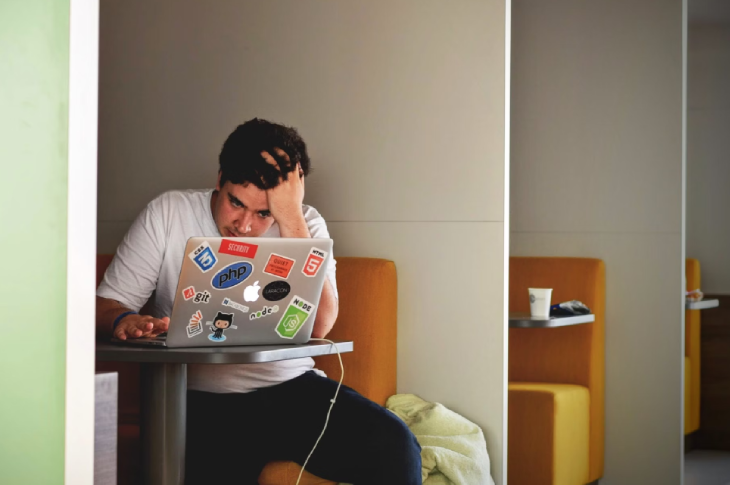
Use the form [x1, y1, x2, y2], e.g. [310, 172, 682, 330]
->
[0, 0, 70, 483]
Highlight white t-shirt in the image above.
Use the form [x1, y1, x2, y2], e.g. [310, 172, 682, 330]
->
[97, 189, 337, 393]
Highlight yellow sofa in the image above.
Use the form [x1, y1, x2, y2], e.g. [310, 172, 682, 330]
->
[508, 257, 605, 485]
[97, 256, 398, 485]
[685, 258, 701, 435]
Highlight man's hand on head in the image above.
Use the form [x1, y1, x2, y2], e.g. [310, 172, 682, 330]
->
[114, 314, 170, 340]
[261, 148, 310, 238]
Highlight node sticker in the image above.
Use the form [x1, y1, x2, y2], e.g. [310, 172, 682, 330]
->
[275, 295, 315, 339]
[249, 305, 280, 321]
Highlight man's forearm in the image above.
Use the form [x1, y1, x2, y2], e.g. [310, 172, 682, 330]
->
[96, 296, 134, 338]
[312, 279, 338, 339]
[277, 213, 310, 239]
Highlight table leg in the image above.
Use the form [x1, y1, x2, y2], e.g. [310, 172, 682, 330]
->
[140, 363, 187, 485]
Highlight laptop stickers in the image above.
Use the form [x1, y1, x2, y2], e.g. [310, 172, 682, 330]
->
[302, 248, 328, 277]
[222, 297, 249, 313]
[207, 312, 237, 342]
[219, 239, 258, 258]
[212, 262, 254, 289]
[180, 240, 328, 343]
[263, 253, 295, 279]
[188, 241, 218, 273]
[276, 295, 316, 339]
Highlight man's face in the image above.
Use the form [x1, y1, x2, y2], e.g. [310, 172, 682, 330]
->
[212, 175, 276, 238]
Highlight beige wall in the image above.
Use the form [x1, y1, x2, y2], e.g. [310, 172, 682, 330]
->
[687, 24, 730, 294]
[99, 0, 510, 481]
[511, 1, 684, 484]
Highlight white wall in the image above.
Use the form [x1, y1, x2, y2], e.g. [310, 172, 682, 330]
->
[99, 0, 510, 482]
[687, 24, 730, 294]
[511, 1, 684, 484]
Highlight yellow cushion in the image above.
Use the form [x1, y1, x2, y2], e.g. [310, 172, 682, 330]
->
[509, 383, 590, 485]
[509, 257, 605, 481]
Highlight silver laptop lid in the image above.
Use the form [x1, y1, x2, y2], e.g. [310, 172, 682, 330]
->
[167, 237, 333, 348]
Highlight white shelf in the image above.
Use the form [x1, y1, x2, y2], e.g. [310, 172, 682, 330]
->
[686, 299, 720, 310]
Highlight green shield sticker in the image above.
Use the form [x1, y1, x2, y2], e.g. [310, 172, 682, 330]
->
[276, 295, 315, 339]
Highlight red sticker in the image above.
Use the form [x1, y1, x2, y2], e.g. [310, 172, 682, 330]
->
[219, 239, 258, 258]
[302, 248, 328, 277]
[264, 253, 296, 279]
[183, 286, 196, 300]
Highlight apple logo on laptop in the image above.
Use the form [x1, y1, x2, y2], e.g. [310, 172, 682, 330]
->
[244, 281, 261, 302]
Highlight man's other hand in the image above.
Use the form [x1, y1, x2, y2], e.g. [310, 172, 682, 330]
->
[114, 314, 170, 340]
[261, 148, 305, 225]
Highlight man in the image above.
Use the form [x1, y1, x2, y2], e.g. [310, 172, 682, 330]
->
[96, 119, 422, 485]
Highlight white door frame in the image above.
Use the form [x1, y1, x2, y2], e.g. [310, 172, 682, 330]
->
[66, 0, 99, 483]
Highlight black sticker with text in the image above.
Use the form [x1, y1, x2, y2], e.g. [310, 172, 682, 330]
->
[262, 281, 291, 302]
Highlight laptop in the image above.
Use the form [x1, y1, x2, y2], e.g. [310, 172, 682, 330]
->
[114, 237, 333, 348]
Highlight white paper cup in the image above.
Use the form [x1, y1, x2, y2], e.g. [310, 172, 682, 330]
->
[529, 288, 553, 318]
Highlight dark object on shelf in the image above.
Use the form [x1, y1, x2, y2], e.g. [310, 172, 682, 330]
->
[550, 300, 591, 316]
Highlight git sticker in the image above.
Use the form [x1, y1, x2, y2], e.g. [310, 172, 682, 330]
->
[263, 253, 295, 279]
[187, 310, 204, 338]
[188, 241, 218, 273]
[182, 286, 196, 300]
[302, 248, 328, 277]
[275, 295, 315, 339]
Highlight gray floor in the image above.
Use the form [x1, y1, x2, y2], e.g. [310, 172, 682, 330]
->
[685, 451, 730, 485]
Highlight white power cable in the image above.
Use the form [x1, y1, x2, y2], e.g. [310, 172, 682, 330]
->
[295, 338, 344, 485]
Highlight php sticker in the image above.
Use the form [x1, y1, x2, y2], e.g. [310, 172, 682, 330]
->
[182, 286, 196, 300]
[276, 295, 315, 339]
[262, 281, 291, 302]
[219, 239, 258, 259]
[249, 305, 280, 321]
[211, 262, 254, 290]
[206, 311, 237, 342]
[187, 310, 204, 338]
[302, 248, 328, 277]
[263, 253, 295, 279]
[222, 297, 249, 313]
[188, 241, 218, 273]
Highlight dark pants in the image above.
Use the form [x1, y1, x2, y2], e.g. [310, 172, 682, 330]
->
[186, 371, 422, 485]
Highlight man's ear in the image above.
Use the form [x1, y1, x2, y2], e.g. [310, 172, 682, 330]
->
[216, 171, 222, 191]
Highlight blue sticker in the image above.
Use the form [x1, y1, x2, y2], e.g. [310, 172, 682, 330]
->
[211, 262, 254, 290]
[188, 241, 218, 273]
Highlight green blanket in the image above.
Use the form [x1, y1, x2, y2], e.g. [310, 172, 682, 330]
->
[386, 394, 495, 485]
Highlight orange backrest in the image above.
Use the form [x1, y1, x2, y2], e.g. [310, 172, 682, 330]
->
[509, 256, 606, 479]
[313, 258, 397, 406]
[685, 258, 701, 433]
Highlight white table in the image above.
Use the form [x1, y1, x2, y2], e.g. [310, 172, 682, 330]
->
[686, 299, 720, 310]
[509, 313, 595, 328]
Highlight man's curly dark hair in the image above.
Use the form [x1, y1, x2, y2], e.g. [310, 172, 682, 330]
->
[218, 118, 311, 190]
